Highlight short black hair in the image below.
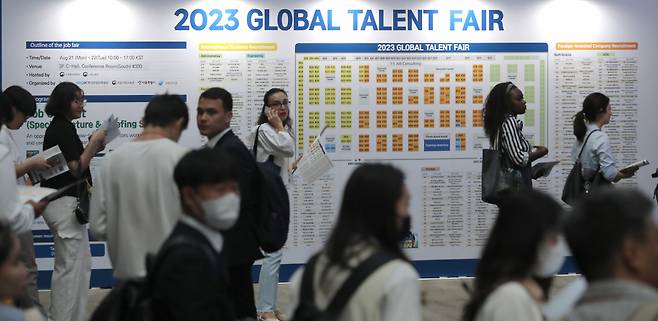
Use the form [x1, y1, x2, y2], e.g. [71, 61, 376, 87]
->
[174, 148, 239, 190]
[142, 94, 189, 129]
[199, 87, 233, 112]
[0, 92, 10, 124]
[0, 223, 15, 266]
[1, 86, 36, 122]
[565, 188, 655, 281]
[45, 82, 82, 117]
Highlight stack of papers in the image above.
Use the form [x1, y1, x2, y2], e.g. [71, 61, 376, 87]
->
[17, 186, 57, 203]
[28, 146, 69, 184]
[295, 129, 333, 183]
[620, 159, 649, 173]
[17, 179, 86, 203]
[99, 114, 121, 145]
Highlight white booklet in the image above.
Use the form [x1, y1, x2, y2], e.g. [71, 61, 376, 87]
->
[620, 159, 649, 173]
[28, 146, 69, 184]
[99, 114, 121, 145]
[294, 126, 333, 183]
[17, 180, 86, 203]
[17, 186, 57, 203]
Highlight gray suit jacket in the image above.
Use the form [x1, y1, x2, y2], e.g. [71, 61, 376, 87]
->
[567, 280, 658, 321]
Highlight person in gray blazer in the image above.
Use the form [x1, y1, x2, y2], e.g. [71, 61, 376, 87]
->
[565, 189, 658, 321]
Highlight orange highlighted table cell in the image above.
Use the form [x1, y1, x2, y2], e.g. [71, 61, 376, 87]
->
[408, 134, 420, 152]
[408, 110, 419, 128]
[392, 111, 403, 128]
[376, 134, 387, 152]
[359, 135, 370, 152]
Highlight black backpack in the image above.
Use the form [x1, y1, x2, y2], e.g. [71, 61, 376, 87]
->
[290, 251, 396, 321]
[252, 125, 291, 253]
[562, 129, 610, 205]
[89, 237, 223, 321]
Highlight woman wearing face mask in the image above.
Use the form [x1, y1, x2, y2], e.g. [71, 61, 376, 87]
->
[0, 223, 45, 321]
[149, 149, 241, 321]
[247, 88, 295, 321]
[462, 190, 566, 321]
[483, 82, 549, 191]
[571, 92, 636, 188]
[0, 86, 48, 314]
[40, 82, 106, 321]
[287, 164, 421, 321]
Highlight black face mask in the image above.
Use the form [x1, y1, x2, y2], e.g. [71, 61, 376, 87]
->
[398, 216, 412, 242]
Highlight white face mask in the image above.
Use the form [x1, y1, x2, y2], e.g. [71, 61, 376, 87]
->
[532, 235, 568, 277]
[200, 193, 240, 231]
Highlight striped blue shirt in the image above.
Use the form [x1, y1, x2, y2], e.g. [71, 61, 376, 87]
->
[571, 123, 618, 182]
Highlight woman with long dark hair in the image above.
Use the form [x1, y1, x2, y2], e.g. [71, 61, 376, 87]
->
[483, 82, 548, 189]
[462, 191, 566, 321]
[40, 82, 106, 321]
[247, 88, 295, 321]
[287, 164, 421, 321]
[248, 88, 295, 182]
[571, 92, 635, 185]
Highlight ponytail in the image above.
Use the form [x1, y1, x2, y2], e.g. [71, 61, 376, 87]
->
[574, 92, 610, 142]
[573, 111, 586, 142]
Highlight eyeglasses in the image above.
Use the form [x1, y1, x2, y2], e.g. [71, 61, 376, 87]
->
[74, 97, 87, 105]
[268, 101, 290, 109]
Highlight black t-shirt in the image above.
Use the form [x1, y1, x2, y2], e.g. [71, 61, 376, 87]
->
[41, 116, 91, 197]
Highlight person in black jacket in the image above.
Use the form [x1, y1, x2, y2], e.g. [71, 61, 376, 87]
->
[197, 87, 263, 318]
[151, 148, 240, 321]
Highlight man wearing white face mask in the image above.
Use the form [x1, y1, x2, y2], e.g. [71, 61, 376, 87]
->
[151, 148, 240, 321]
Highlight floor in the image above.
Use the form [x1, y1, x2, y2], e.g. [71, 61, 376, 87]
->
[37, 275, 579, 321]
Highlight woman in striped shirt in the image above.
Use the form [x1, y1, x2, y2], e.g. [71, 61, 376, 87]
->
[483, 82, 548, 189]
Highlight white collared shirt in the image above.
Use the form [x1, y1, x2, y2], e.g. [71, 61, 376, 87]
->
[0, 144, 34, 233]
[205, 128, 232, 149]
[179, 215, 223, 253]
[0, 125, 28, 185]
[89, 138, 188, 279]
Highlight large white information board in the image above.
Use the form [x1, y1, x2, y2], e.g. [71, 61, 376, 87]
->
[2, 0, 657, 286]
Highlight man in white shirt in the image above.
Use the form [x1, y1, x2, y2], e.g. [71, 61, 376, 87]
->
[89, 94, 189, 279]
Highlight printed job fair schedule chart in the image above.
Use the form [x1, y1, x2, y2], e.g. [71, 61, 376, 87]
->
[548, 42, 640, 193]
[295, 43, 548, 160]
[198, 43, 290, 141]
[287, 43, 549, 260]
